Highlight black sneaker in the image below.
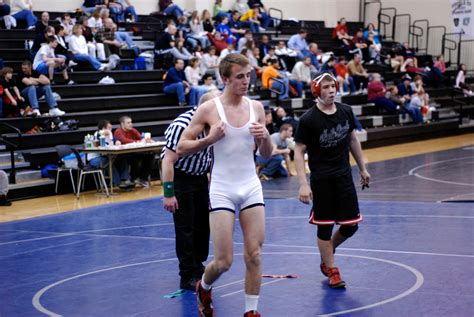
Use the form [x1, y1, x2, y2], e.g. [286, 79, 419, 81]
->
[180, 277, 198, 291]
[0, 195, 12, 206]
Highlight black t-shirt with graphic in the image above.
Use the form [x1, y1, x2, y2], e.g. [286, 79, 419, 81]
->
[294, 102, 355, 180]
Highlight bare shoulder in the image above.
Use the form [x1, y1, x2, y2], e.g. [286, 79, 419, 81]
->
[192, 98, 220, 125]
[250, 99, 265, 121]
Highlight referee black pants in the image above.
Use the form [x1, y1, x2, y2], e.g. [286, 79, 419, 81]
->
[173, 169, 210, 282]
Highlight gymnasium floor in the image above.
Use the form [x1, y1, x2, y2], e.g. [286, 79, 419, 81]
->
[0, 135, 473, 316]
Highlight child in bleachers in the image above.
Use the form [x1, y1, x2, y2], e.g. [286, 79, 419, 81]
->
[0, 67, 27, 117]
[33, 36, 73, 85]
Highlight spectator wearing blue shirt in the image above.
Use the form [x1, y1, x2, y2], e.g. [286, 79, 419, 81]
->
[164, 59, 198, 106]
[216, 16, 238, 43]
[320, 56, 337, 77]
[288, 29, 310, 60]
[397, 74, 414, 98]
[229, 11, 247, 37]
[308, 42, 321, 77]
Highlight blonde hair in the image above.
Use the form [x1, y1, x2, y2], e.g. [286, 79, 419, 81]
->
[219, 53, 250, 78]
[72, 24, 82, 35]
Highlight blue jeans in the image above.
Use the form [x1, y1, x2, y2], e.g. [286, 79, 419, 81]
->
[81, 6, 97, 15]
[121, 6, 138, 22]
[164, 82, 186, 103]
[164, 4, 183, 18]
[192, 86, 209, 105]
[271, 77, 289, 100]
[403, 103, 423, 124]
[21, 85, 57, 109]
[72, 54, 101, 70]
[290, 80, 303, 97]
[12, 10, 37, 27]
[256, 154, 288, 178]
[89, 156, 130, 186]
[343, 76, 357, 93]
[372, 97, 399, 114]
[259, 12, 272, 28]
[0, 4, 10, 16]
[115, 32, 139, 55]
[240, 21, 259, 33]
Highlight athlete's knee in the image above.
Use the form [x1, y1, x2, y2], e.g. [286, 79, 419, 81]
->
[317, 225, 334, 241]
[244, 248, 262, 267]
[214, 256, 233, 273]
[339, 224, 359, 238]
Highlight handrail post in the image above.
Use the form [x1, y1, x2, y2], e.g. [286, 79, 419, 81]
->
[9, 149, 16, 184]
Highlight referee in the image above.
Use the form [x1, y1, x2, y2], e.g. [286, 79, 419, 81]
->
[161, 90, 220, 290]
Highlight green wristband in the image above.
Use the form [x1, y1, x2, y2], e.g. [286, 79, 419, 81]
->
[163, 182, 175, 198]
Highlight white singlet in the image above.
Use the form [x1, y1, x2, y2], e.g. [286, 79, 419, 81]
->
[208, 96, 264, 213]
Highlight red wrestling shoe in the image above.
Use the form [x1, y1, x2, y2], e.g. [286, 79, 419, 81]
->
[320, 259, 330, 277]
[244, 311, 261, 317]
[196, 280, 214, 317]
[328, 267, 346, 288]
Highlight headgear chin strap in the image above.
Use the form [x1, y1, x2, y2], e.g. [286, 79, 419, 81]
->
[311, 72, 338, 97]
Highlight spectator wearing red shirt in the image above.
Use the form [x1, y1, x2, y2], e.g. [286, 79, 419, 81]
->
[332, 18, 353, 47]
[114, 116, 155, 187]
[367, 73, 399, 113]
[334, 56, 356, 94]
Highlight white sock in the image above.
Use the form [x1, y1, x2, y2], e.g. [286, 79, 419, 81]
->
[245, 294, 259, 313]
[200, 274, 212, 291]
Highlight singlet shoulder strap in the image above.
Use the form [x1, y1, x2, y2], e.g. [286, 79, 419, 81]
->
[244, 97, 255, 123]
[214, 96, 228, 124]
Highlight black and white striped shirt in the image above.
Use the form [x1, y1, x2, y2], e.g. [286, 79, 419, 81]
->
[160, 107, 211, 176]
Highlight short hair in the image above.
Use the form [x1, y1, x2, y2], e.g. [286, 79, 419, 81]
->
[280, 123, 293, 132]
[97, 120, 111, 130]
[338, 55, 346, 62]
[46, 36, 57, 44]
[173, 58, 184, 65]
[44, 26, 55, 34]
[0, 67, 13, 76]
[22, 60, 32, 67]
[269, 57, 279, 65]
[299, 28, 308, 34]
[61, 13, 71, 21]
[119, 116, 131, 124]
[203, 74, 213, 81]
[388, 85, 397, 92]
[219, 53, 250, 78]
[54, 25, 64, 34]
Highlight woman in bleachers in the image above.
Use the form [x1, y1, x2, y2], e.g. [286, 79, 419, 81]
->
[363, 23, 382, 52]
[34, 11, 49, 35]
[184, 57, 212, 103]
[54, 25, 76, 68]
[60, 13, 74, 42]
[10, 0, 37, 29]
[113, 0, 138, 22]
[201, 9, 214, 33]
[188, 11, 210, 49]
[213, 0, 228, 20]
[87, 7, 103, 33]
[69, 24, 108, 71]
[79, 16, 106, 60]
[200, 45, 223, 87]
[170, 38, 192, 61]
[368, 73, 399, 114]
[455, 63, 473, 97]
[332, 18, 353, 48]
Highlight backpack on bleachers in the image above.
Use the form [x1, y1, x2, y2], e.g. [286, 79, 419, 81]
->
[134, 57, 147, 70]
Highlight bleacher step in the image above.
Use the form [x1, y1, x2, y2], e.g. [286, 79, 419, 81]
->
[8, 170, 42, 183]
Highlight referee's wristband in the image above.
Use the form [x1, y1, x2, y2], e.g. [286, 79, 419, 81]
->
[163, 182, 175, 198]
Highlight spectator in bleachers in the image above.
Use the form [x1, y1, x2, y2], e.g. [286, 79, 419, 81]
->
[351, 29, 368, 62]
[275, 105, 298, 130]
[104, 18, 139, 55]
[33, 36, 73, 85]
[164, 58, 198, 106]
[455, 63, 474, 96]
[103, 0, 123, 22]
[170, 38, 192, 61]
[275, 40, 297, 71]
[401, 42, 418, 66]
[237, 29, 254, 51]
[112, 0, 138, 23]
[363, 23, 381, 45]
[256, 123, 294, 180]
[321, 56, 337, 77]
[70, 24, 109, 71]
[239, 4, 261, 33]
[216, 15, 238, 44]
[213, 0, 228, 20]
[397, 74, 414, 97]
[114, 116, 154, 187]
[261, 45, 276, 65]
[95, 18, 121, 57]
[0, 67, 27, 117]
[218, 41, 236, 61]
[31, 25, 55, 56]
[233, 0, 249, 16]
[368, 73, 399, 114]
[88, 8, 103, 33]
[155, 23, 176, 53]
[258, 35, 271, 61]
[201, 73, 218, 91]
[265, 109, 277, 134]
[79, 16, 106, 60]
[10, 0, 36, 30]
[242, 46, 261, 91]
[433, 54, 446, 74]
[386, 85, 423, 124]
[347, 54, 368, 92]
[288, 29, 309, 60]
[176, 15, 191, 39]
[247, 0, 272, 28]
[207, 30, 229, 54]
[332, 17, 352, 48]
[308, 43, 321, 76]
[60, 13, 74, 42]
[17, 60, 65, 116]
[159, 0, 184, 18]
[82, 0, 104, 15]
[54, 25, 76, 68]
[410, 85, 435, 122]
[335, 55, 356, 95]
[0, 170, 11, 206]
[188, 11, 210, 49]
[403, 58, 443, 88]
[201, 9, 214, 33]
[262, 58, 302, 99]
[291, 56, 312, 93]
[201, 46, 223, 87]
[0, 1, 13, 30]
[229, 10, 247, 37]
[34, 11, 49, 34]
[88, 119, 133, 189]
[184, 57, 214, 102]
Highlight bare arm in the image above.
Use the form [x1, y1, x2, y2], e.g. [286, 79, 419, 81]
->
[295, 142, 312, 203]
[38, 74, 51, 85]
[349, 130, 370, 186]
[161, 148, 179, 213]
[177, 102, 224, 157]
[251, 101, 273, 159]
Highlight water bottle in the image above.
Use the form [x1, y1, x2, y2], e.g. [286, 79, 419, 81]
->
[99, 135, 106, 147]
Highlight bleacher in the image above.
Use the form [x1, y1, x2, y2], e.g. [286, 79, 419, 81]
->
[0, 10, 473, 200]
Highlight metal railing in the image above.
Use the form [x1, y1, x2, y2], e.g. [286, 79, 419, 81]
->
[378, 7, 397, 40]
[458, 38, 474, 70]
[0, 122, 22, 184]
[393, 14, 411, 44]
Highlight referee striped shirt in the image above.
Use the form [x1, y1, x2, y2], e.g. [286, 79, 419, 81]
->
[160, 107, 211, 176]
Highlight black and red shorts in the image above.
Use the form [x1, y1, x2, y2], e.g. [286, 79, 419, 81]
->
[309, 172, 362, 225]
